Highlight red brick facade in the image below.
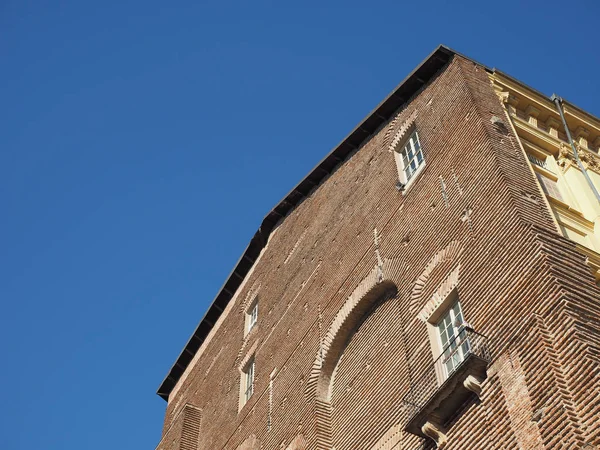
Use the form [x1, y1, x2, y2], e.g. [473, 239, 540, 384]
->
[156, 51, 600, 449]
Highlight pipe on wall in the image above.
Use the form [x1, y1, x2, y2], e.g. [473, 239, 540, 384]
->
[551, 94, 600, 205]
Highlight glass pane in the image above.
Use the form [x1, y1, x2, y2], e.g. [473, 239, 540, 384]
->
[440, 329, 448, 347]
[452, 302, 461, 316]
[412, 137, 420, 150]
[443, 314, 452, 328]
[438, 301, 471, 378]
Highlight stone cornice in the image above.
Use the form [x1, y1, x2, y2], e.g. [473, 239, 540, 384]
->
[491, 72, 600, 135]
[511, 112, 600, 175]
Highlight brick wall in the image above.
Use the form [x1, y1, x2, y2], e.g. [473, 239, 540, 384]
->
[156, 55, 600, 450]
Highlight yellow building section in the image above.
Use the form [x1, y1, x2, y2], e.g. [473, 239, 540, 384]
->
[490, 71, 600, 283]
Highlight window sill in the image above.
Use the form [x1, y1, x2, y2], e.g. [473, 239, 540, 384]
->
[531, 164, 558, 181]
[401, 162, 427, 196]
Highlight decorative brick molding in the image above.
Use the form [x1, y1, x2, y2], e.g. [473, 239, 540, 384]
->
[410, 241, 463, 315]
[417, 264, 461, 323]
[305, 259, 404, 449]
[312, 398, 334, 450]
[385, 110, 418, 153]
[156, 403, 202, 450]
[237, 339, 258, 371]
[307, 267, 399, 402]
[240, 283, 261, 313]
[382, 110, 403, 149]
[179, 405, 202, 450]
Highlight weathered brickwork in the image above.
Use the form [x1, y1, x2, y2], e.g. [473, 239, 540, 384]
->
[156, 51, 600, 449]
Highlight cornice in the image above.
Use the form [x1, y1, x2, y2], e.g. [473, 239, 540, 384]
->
[491, 72, 600, 135]
[511, 108, 600, 175]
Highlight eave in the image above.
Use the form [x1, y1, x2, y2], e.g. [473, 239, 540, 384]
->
[157, 45, 459, 401]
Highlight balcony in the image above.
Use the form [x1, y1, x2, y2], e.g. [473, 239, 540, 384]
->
[402, 329, 491, 440]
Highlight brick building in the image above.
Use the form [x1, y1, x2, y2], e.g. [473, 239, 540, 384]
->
[155, 46, 600, 449]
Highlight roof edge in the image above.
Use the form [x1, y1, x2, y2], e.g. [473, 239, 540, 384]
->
[156, 44, 460, 401]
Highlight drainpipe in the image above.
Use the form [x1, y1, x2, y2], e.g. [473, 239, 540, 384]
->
[551, 94, 600, 204]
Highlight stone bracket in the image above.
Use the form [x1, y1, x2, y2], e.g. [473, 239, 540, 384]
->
[463, 374, 484, 397]
[421, 421, 448, 449]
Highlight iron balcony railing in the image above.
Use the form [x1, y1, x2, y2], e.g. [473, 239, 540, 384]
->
[402, 327, 491, 424]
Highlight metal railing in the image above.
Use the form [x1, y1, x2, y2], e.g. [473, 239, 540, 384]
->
[402, 328, 491, 423]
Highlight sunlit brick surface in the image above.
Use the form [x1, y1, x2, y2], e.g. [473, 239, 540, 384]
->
[156, 54, 600, 450]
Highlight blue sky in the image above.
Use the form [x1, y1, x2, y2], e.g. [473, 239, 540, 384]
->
[1, 1, 598, 449]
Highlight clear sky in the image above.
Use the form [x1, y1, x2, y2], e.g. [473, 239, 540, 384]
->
[1, 1, 598, 449]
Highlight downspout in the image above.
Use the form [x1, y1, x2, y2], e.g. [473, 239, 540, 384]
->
[551, 94, 600, 204]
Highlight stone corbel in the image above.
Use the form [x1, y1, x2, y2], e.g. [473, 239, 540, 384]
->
[496, 90, 519, 115]
[422, 421, 448, 449]
[578, 149, 600, 172]
[556, 142, 600, 173]
[557, 143, 574, 172]
[593, 136, 600, 153]
[525, 105, 540, 127]
[463, 375, 484, 397]
[506, 94, 519, 116]
[498, 91, 509, 104]
[575, 126, 590, 148]
[546, 117, 561, 138]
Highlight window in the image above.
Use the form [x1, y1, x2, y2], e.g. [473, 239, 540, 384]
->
[245, 299, 258, 335]
[394, 130, 425, 189]
[436, 301, 469, 380]
[527, 153, 548, 170]
[536, 173, 563, 201]
[242, 358, 255, 404]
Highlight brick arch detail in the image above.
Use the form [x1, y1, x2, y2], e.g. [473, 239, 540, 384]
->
[417, 264, 461, 323]
[383, 110, 418, 152]
[305, 258, 406, 449]
[409, 240, 463, 315]
[240, 282, 261, 313]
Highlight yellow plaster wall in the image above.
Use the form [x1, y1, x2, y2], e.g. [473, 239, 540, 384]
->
[490, 72, 600, 282]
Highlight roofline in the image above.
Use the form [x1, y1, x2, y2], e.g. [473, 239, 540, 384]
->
[491, 68, 600, 126]
[156, 44, 459, 401]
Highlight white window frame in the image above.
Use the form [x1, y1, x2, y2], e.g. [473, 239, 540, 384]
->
[394, 130, 425, 191]
[421, 287, 470, 385]
[434, 300, 470, 381]
[245, 298, 258, 335]
[243, 358, 255, 404]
